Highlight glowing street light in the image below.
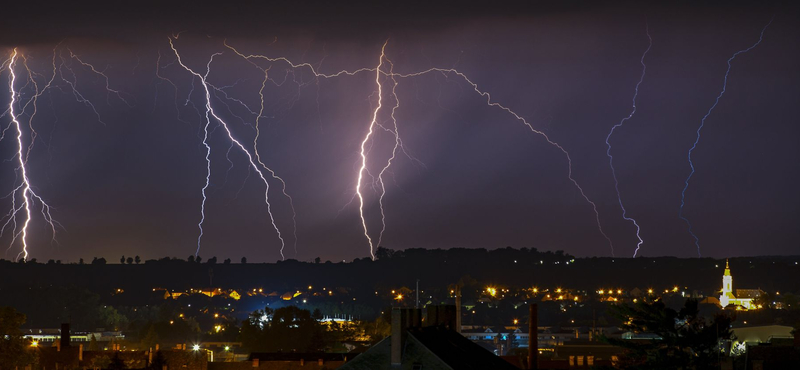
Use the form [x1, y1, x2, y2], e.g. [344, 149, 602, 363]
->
[193, 344, 200, 351]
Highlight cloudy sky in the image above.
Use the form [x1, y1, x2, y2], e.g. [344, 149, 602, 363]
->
[0, 1, 797, 262]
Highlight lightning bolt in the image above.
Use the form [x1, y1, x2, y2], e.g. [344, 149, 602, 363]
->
[605, 24, 652, 258]
[168, 39, 289, 260]
[391, 68, 615, 256]
[224, 39, 614, 259]
[1, 49, 58, 261]
[679, 18, 773, 257]
[355, 42, 389, 260]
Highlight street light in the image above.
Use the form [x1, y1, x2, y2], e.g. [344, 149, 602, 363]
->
[192, 344, 200, 351]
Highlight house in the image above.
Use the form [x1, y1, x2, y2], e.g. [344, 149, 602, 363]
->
[341, 306, 518, 370]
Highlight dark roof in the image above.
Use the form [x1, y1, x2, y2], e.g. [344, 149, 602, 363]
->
[408, 326, 519, 370]
[248, 352, 353, 361]
[735, 289, 763, 299]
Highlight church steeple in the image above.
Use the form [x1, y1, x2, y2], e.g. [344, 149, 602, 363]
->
[720, 259, 734, 308]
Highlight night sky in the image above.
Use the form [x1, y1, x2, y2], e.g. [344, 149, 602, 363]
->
[1, 2, 798, 262]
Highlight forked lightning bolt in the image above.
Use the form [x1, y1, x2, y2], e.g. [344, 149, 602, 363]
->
[679, 19, 772, 257]
[224, 40, 613, 259]
[1, 49, 58, 261]
[168, 39, 289, 260]
[1, 45, 129, 260]
[605, 25, 652, 258]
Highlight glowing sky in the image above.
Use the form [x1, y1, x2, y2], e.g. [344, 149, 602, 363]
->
[0, 2, 797, 262]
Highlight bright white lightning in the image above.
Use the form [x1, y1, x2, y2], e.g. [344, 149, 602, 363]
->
[355, 43, 389, 260]
[222, 41, 613, 259]
[168, 39, 288, 260]
[1, 49, 58, 261]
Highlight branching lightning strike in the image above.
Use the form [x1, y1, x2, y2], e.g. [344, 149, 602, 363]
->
[223, 40, 612, 259]
[1, 45, 130, 261]
[168, 39, 290, 260]
[678, 19, 772, 257]
[605, 25, 652, 258]
[1, 49, 58, 261]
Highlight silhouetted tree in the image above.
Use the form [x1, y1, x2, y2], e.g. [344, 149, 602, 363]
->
[92, 257, 107, 265]
[195, 255, 202, 263]
[602, 299, 733, 370]
[241, 306, 324, 352]
[120, 255, 125, 264]
[79, 258, 84, 265]
[88, 334, 99, 351]
[188, 255, 195, 263]
[134, 256, 141, 264]
[0, 307, 36, 368]
[140, 325, 159, 350]
[223, 258, 231, 264]
[241, 257, 247, 264]
[207, 256, 217, 265]
[126, 257, 133, 265]
[314, 257, 321, 264]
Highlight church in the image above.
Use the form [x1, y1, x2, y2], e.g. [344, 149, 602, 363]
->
[719, 260, 763, 310]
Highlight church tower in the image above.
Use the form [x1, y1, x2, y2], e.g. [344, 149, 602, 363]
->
[720, 259, 733, 307]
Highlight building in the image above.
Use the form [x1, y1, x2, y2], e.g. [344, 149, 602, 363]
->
[719, 259, 763, 309]
[341, 306, 518, 370]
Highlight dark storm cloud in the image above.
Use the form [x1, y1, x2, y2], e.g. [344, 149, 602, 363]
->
[0, 1, 798, 262]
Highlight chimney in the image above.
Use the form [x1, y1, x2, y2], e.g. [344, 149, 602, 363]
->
[60, 323, 70, 348]
[455, 286, 462, 333]
[528, 304, 538, 370]
[425, 305, 457, 330]
[79, 344, 83, 361]
[391, 307, 421, 365]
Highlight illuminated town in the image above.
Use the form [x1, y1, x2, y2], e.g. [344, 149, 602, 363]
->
[1, 1, 799, 369]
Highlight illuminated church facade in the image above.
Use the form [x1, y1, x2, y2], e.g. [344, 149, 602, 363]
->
[719, 260, 762, 310]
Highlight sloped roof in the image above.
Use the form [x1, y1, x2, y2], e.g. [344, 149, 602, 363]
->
[340, 326, 518, 370]
[408, 326, 519, 370]
[735, 289, 763, 299]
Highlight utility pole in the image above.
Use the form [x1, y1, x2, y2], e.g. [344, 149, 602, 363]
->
[416, 279, 420, 308]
